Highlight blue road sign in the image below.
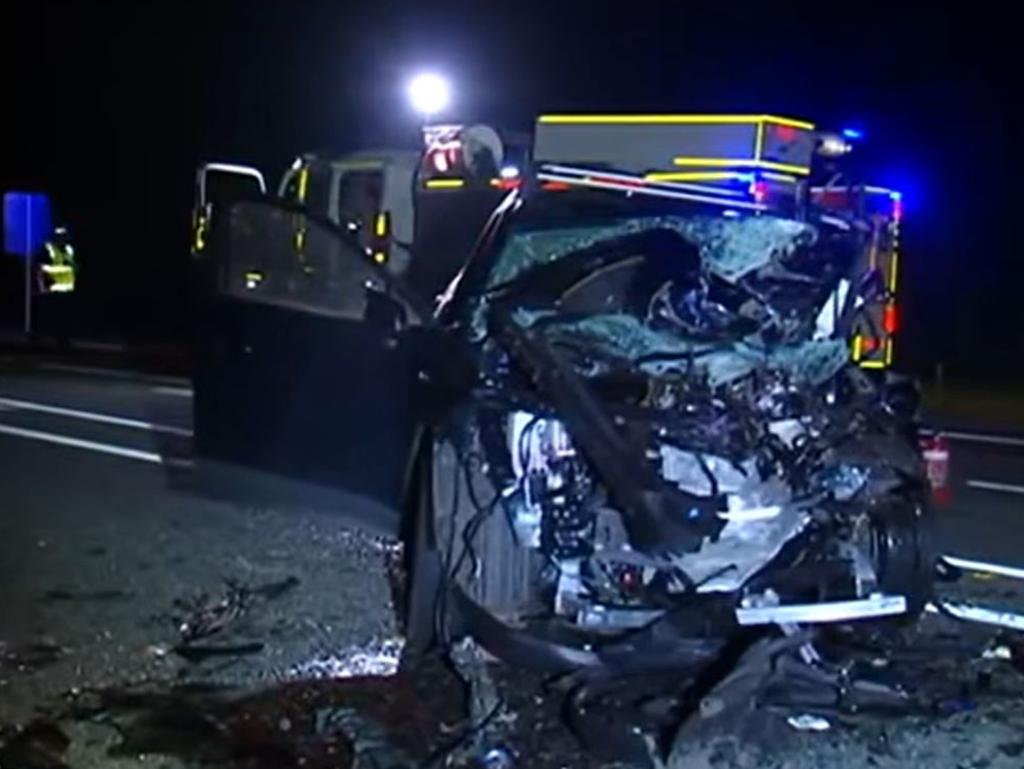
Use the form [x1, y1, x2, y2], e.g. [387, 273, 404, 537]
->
[4, 192, 53, 258]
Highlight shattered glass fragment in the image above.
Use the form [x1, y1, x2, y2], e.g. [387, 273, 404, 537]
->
[287, 636, 405, 679]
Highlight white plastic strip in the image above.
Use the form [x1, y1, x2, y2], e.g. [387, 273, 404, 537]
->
[717, 504, 782, 522]
[919, 428, 1024, 449]
[536, 172, 766, 211]
[735, 594, 907, 626]
[927, 600, 1024, 633]
[0, 397, 192, 438]
[0, 423, 163, 464]
[942, 554, 1024, 582]
[540, 164, 748, 197]
[967, 479, 1024, 496]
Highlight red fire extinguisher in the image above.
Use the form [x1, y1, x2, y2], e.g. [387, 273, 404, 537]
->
[921, 433, 951, 505]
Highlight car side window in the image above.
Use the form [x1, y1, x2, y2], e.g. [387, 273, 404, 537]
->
[336, 170, 383, 244]
[279, 163, 331, 219]
[280, 168, 302, 207]
[305, 165, 333, 219]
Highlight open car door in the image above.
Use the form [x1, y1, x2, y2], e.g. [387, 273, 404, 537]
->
[192, 162, 427, 527]
[192, 163, 267, 255]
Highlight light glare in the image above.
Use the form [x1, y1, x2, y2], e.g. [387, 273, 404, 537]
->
[407, 73, 451, 117]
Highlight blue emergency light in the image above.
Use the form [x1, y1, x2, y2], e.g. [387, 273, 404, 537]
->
[3, 192, 53, 258]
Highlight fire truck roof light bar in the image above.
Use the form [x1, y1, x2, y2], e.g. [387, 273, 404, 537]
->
[538, 114, 816, 131]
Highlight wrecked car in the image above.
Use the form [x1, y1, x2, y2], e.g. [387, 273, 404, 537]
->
[192, 114, 930, 662]
[407, 182, 933, 672]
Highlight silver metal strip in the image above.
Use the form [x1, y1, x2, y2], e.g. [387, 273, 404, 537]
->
[735, 594, 907, 626]
[537, 172, 766, 211]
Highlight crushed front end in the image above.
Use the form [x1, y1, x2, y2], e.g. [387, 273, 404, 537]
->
[429, 191, 932, 675]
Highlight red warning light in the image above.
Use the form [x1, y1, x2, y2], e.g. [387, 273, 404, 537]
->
[774, 125, 799, 143]
[490, 178, 522, 190]
[751, 180, 769, 204]
[883, 303, 898, 334]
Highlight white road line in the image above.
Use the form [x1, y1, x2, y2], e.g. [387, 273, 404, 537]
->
[152, 386, 193, 398]
[921, 428, 1024, 448]
[37, 362, 188, 387]
[966, 479, 1024, 495]
[0, 423, 163, 463]
[0, 396, 192, 438]
[38, 362, 148, 378]
[942, 554, 1024, 581]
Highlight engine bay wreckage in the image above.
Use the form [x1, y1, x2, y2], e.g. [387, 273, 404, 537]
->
[411, 116, 1024, 763]
[431, 197, 935, 658]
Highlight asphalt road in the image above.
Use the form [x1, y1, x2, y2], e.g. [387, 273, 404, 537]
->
[0, 357, 403, 754]
[1, 357, 1021, 568]
[1, 357, 1023, 768]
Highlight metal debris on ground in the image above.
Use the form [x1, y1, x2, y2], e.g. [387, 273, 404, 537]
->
[316, 706, 418, 769]
[173, 579, 250, 643]
[169, 575, 301, 661]
[442, 638, 515, 767]
[786, 714, 831, 732]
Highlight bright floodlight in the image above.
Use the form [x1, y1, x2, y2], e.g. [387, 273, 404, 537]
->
[408, 73, 451, 117]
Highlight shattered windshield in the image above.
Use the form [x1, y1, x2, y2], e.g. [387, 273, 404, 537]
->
[487, 214, 815, 288]
[474, 206, 853, 388]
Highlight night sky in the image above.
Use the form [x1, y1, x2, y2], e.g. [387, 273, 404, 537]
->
[2, 2, 1020, 378]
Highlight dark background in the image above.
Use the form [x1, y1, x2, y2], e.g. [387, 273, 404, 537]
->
[1, 1, 1019, 379]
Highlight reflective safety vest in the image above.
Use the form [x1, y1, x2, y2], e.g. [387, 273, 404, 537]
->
[42, 241, 76, 293]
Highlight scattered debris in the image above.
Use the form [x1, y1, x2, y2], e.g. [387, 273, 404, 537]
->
[173, 579, 251, 643]
[318, 706, 418, 768]
[786, 714, 831, 732]
[287, 637, 404, 679]
[172, 641, 265, 663]
[982, 645, 1012, 661]
[168, 575, 302, 663]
